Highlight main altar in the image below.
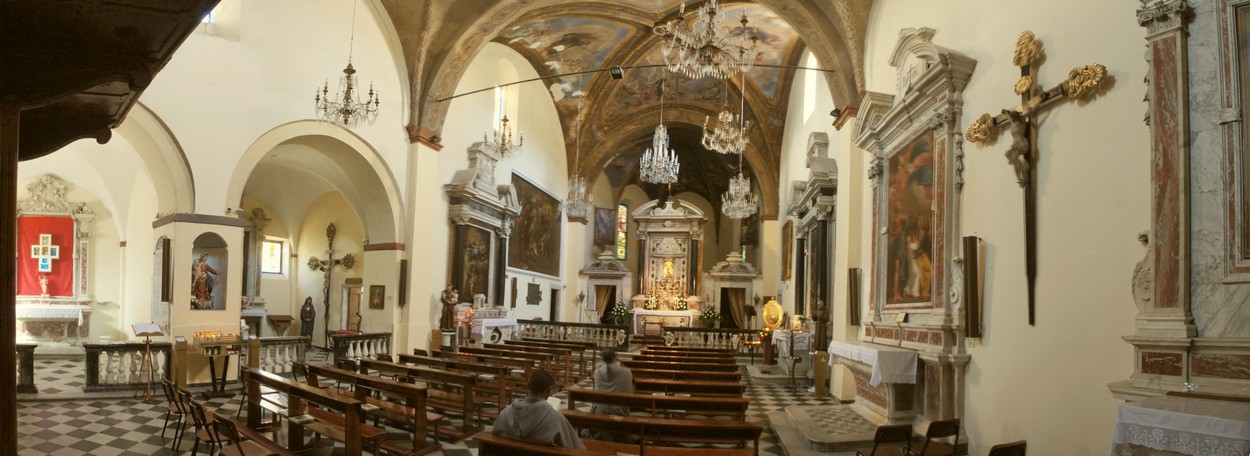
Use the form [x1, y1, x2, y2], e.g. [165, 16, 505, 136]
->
[627, 199, 706, 335]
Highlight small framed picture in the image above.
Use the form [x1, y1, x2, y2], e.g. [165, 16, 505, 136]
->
[369, 285, 385, 309]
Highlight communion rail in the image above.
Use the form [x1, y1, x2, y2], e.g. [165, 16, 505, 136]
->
[16, 344, 36, 394]
[83, 341, 172, 392]
[661, 327, 760, 352]
[240, 336, 309, 378]
[329, 331, 391, 361]
[515, 320, 629, 349]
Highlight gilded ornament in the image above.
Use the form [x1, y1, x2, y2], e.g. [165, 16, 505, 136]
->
[1063, 64, 1107, 98]
[1012, 31, 1041, 67]
[966, 113, 993, 144]
[1014, 75, 1033, 95]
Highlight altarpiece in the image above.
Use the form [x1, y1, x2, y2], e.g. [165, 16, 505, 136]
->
[628, 199, 705, 335]
[444, 143, 519, 325]
[15, 174, 96, 344]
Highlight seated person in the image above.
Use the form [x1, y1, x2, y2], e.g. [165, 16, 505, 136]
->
[492, 368, 585, 449]
[588, 348, 634, 442]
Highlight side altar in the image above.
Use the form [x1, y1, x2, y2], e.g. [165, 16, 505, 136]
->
[15, 175, 97, 346]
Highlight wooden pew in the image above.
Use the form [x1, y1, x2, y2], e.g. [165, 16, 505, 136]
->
[393, 354, 511, 418]
[505, 339, 594, 377]
[245, 368, 377, 456]
[644, 346, 737, 356]
[629, 367, 742, 383]
[642, 348, 736, 360]
[301, 363, 442, 455]
[485, 342, 579, 380]
[631, 354, 737, 365]
[622, 359, 739, 373]
[562, 410, 763, 456]
[432, 349, 536, 396]
[473, 431, 616, 456]
[633, 378, 747, 398]
[352, 358, 481, 440]
[564, 388, 749, 420]
[458, 345, 568, 387]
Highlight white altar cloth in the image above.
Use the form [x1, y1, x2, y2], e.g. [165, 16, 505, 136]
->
[631, 309, 695, 335]
[475, 318, 518, 332]
[1110, 395, 1250, 456]
[17, 306, 84, 326]
[827, 340, 918, 387]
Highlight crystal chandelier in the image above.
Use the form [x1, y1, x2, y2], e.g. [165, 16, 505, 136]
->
[563, 94, 590, 218]
[640, 82, 680, 184]
[314, 0, 379, 128]
[654, 0, 760, 80]
[702, 72, 751, 154]
[484, 87, 523, 158]
[722, 153, 758, 219]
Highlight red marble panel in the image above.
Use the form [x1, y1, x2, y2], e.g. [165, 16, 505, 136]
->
[895, 383, 915, 411]
[934, 137, 946, 309]
[1192, 353, 1250, 380]
[1150, 35, 1181, 309]
[930, 332, 942, 346]
[925, 363, 940, 417]
[1140, 351, 1183, 376]
[852, 368, 888, 407]
[904, 329, 929, 344]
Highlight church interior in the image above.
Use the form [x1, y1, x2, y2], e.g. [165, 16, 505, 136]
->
[5, 0, 1249, 455]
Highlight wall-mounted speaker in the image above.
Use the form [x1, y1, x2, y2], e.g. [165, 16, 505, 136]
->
[963, 236, 983, 338]
[848, 268, 861, 326]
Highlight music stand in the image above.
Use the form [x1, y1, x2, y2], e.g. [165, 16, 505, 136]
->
[131, 323, 164, 403]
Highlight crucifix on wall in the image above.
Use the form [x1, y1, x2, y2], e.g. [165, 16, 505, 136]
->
[307, 223, 355, 345]
[965, 31, 1108, 325]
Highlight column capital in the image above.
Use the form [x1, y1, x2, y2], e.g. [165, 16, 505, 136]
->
[1137, 0, 1189, 38]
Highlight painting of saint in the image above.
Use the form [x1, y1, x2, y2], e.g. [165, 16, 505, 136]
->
[886, 130, 935, 304]
[508, 174, 562, 276]
[594, 207, 615, 246]
[460, 226, 491, 303]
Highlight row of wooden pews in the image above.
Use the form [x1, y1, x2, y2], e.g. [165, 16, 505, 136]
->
[474, 343, 763, 456]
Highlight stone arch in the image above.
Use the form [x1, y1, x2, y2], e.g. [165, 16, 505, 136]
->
[114, 102, 196, 214]
[225, 120, 405, 244]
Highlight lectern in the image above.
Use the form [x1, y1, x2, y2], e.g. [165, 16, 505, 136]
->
[131, 323, 164, 403]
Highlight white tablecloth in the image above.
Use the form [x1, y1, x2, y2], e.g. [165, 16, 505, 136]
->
[1110, 395, 1250, 456]
[827, 340, 918, 387]
[773, 330, 811, 356]
[16, 306, 83, 326]
[474, 318, 518, 335]
[631, 309, 695, 334]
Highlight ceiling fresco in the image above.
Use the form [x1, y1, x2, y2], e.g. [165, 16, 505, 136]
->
[497, 16, 631, 102]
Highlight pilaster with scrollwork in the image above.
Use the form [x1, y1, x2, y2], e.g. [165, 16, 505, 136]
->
[1137, 0, 1190, 37]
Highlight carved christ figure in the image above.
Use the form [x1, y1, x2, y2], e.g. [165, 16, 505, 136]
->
[1002, 109, 1032, 187]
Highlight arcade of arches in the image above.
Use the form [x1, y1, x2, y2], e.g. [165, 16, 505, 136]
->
[7, 1, 1249, 455]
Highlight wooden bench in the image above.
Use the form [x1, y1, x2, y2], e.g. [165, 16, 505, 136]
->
[633, 378, 747, 398]
[562, 410, 763, 456]
[644, 346, 737, 355]
[642, 348, 737, 360]
[352, 358, 481, 440]
[393, 353, 511, 418]
[622, 359, 740, 373]
[244, 368, 378, 456]
[506, 339, 596, 376]
[565, 387, 749, 420]
[473, 431, 616, 456]
[301, 363, 442, 455]
[631, 354, 738, 365]
[628, 367, 742, 383]
[485, 342, 580, 380]
[458, 346, 568, 387]
[432, 349, 535, 397]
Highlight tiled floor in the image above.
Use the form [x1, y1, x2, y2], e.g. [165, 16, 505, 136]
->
[18, 352, 841, 455]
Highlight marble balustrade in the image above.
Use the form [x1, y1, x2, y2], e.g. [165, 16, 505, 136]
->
[662, 327, 758, 351]
[83, 342, 172, 392]
[515, 319, 629, 349]
[239, 336, 308, 377]
[16, 344, 35, 394]
[329, 332, 391, 361]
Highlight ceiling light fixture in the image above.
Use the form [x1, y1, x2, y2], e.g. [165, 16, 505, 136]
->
[314, 0, 380, 129]
[654, 0, 759, 80]
[563, 92, 591, 219]
[640, 80, 680, 185]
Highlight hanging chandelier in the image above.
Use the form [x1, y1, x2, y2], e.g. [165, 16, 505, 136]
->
[654, 0, 760, 80]
[484, 86, 523, 158]
[314, 0, 380, 128]
[640, 81, 680, 184]
[702, 71, 751, 154]
[722, 144, 758, 219]
[563, 94, 591, 218]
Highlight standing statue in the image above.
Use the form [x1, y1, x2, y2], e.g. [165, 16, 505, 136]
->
[191, 253, 219, 309]
[439, 284, 459, 329]
[300, 296, 316, 338]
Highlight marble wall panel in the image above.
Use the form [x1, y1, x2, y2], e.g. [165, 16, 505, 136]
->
[852, 369, 888, 407]
[1192, 353, 1250, 380]
[1140, 351, 1183, 376]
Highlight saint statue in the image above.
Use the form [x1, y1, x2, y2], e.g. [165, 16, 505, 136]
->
[439, 284, 459, 329]
[39, 274, 48, 296]
[191, 253, 219, 309]
[299, 296, 316, 338]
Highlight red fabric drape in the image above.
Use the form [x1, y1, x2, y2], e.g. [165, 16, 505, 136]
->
[17, 216, 75, 297]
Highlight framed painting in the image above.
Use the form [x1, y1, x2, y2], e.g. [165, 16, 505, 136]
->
[594, 207, 615, 246]
[508, 173, 561, 276]
[885, 129, 935, 304]
[782, 220, 793, 280]
[741, 214, 759, 245]
[369, 285, 384, 309]
[456, 225, 492, 303]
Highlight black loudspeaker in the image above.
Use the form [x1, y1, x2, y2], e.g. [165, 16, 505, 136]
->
[398, 260, 408, 308]
[159, 237, 172, 302]
[848, 268, 861, 326]
[609, 66, 624, 79]
[963, 236, 983, 338]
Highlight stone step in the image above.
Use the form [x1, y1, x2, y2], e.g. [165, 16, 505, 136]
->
[767, 407, 860, 456]
[787, 404, 877, 453]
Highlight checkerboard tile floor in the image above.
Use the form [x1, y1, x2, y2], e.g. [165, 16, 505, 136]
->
[19, 355, 838, 455]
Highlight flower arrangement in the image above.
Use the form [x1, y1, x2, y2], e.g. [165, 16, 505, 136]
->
[700, 305, 721, 327]
[643, 296, 659, 311]
[607, 301, 631, 325]
[674, 298, 688, 311]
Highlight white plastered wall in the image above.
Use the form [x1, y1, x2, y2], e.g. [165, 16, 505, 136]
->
[861, 1, 1146, 453]
[296, 193, 366, 347]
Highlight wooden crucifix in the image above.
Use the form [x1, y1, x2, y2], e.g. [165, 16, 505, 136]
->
[965, 31, 1107, 325]
[307, 223, 355, 346]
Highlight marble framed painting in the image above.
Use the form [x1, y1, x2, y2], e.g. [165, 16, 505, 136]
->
[508, 173, 561, 276]
[884, 129, 935, 305]
[594, 207, 615, 246]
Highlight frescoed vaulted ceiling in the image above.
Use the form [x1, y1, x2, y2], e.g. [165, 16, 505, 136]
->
[377, 0, 873, 218]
